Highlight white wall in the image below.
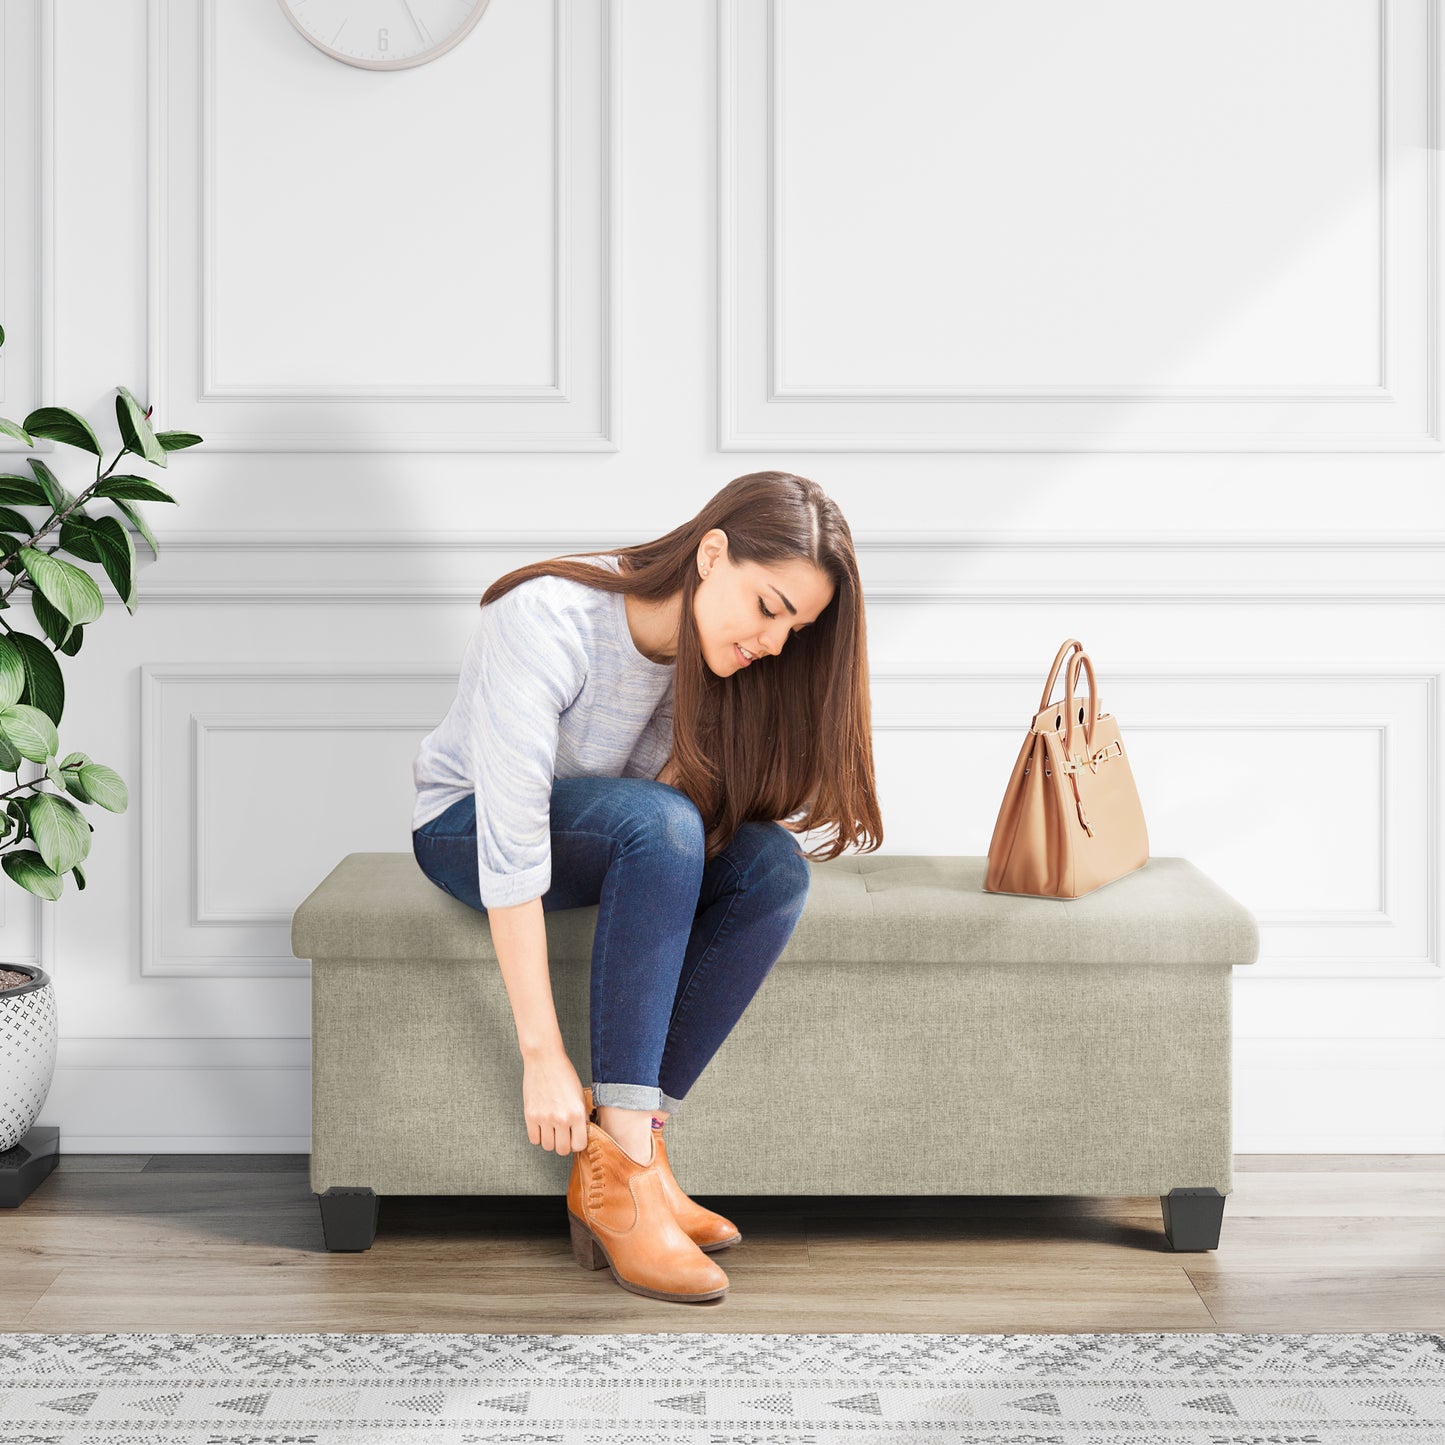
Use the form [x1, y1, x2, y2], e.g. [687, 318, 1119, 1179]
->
[3, 0, 1441, 1152]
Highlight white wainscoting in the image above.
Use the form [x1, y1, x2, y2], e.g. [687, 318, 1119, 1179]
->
[6, 0, 1443, 1155]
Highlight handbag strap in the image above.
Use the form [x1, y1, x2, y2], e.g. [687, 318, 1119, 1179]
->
[1060, 650, 1104, 837]
[1038, 638, 1085, 711]
[1063, 649, 1099, 759]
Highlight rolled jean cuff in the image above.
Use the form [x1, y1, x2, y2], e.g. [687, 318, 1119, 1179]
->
[592, 1081, 684, 1116]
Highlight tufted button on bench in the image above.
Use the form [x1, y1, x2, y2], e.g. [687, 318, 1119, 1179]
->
[291, 853, 1258, 1253]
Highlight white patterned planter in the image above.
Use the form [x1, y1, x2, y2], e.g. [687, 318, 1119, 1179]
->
[0, 965, 57, 1153]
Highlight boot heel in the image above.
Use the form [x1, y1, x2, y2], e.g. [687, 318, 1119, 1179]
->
[568, 1210, 609, 1271]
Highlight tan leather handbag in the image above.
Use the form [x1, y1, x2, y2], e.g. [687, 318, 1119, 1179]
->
[983, 638, 1149, 899]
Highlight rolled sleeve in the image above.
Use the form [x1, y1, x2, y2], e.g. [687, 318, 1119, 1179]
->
[470, 585, 588, 909]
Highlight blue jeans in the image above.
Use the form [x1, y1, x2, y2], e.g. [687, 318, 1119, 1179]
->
[411, 776, 812, 1116]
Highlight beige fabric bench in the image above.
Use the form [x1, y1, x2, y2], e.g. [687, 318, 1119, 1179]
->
[290, 854, 1258, 1253]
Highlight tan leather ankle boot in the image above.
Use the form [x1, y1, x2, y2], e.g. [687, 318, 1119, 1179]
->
[650, 1122, 742, 1252]
[566, 1087, 729, 1303]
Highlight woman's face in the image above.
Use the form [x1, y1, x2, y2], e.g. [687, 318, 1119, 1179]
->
[693, 532, 836, 677]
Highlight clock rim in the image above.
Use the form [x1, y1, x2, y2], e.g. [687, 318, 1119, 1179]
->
[275, 0, 494, 71]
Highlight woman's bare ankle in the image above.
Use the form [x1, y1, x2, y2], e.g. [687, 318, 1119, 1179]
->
[594, 1104, 655, 1165]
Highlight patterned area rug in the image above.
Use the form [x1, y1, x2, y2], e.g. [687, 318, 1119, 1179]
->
[0, 1330, 1441, 1444]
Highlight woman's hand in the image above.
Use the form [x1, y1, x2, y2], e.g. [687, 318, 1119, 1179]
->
[521, 1044, 589, 1155]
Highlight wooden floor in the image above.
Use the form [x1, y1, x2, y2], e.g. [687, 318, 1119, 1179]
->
[3, 1154, 1443, 1335]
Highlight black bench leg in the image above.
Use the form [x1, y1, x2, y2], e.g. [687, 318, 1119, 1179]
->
[1160, 1186, 1226, 1250]
[317, 1186, 379, 1251]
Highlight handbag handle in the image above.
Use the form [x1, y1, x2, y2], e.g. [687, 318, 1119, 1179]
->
[1063, 649, 1099, 758]
[1037, 638, 1085, 711]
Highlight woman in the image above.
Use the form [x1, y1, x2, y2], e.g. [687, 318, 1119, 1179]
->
[411, 470, 882, 1303]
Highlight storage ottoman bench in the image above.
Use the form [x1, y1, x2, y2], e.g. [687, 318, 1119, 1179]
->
[290, 854, 1258, 1254]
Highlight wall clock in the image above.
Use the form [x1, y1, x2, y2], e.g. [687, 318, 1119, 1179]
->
[277, 0, 493, 71]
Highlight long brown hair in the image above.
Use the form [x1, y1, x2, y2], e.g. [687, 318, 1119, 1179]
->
[479, 470, 883, 864]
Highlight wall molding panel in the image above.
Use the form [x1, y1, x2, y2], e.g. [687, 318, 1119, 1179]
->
[140, 663, 457, 977]
[719, 0, 1442, 450]
[190, 712, 433, 928]
[148, 0, 621, 450]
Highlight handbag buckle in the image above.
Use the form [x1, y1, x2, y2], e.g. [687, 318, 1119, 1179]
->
[1061, 738, 1122, 775]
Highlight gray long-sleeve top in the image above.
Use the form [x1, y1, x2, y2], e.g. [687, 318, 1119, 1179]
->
[412, 554, 676, 908]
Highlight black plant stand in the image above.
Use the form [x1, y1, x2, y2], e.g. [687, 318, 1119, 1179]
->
[1161, 1186, 1226, 1250]
[0, 1124, 59, 1209]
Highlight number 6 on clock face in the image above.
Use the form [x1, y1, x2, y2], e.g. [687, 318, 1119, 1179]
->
[276, 0, 493, 71]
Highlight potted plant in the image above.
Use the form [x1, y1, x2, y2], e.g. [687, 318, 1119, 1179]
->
[0, 321, 201, 1191]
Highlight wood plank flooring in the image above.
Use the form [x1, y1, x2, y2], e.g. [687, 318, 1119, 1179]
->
[2, 1154, 1442, 1335]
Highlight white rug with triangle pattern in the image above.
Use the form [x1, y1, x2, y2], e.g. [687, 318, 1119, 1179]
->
[0, 1330, 1442, 1444]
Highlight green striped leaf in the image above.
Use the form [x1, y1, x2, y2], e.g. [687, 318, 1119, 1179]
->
[87, 516, 136, 614]
[0, 506, 38, 536]
[92, 475, 176, 505]
[0, 637, 25, 709]
[18, 547, 104, 625]
[12, 632, 64, 724]
[112, 499, 159, 560]
[27, 458, 75, 515]
[58, 514, 104, 563]
[115, 386, 167, 468]
[0, 475, 49, 507]
[75, 763, 126, 812]
[27, 792, 90, 874]
[22, 406, 102, 457]
[30, 591, 75, 650]
[3, 848, 64, 900]
[59, 767, 91, 805]
[0, 703, 59, 762]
